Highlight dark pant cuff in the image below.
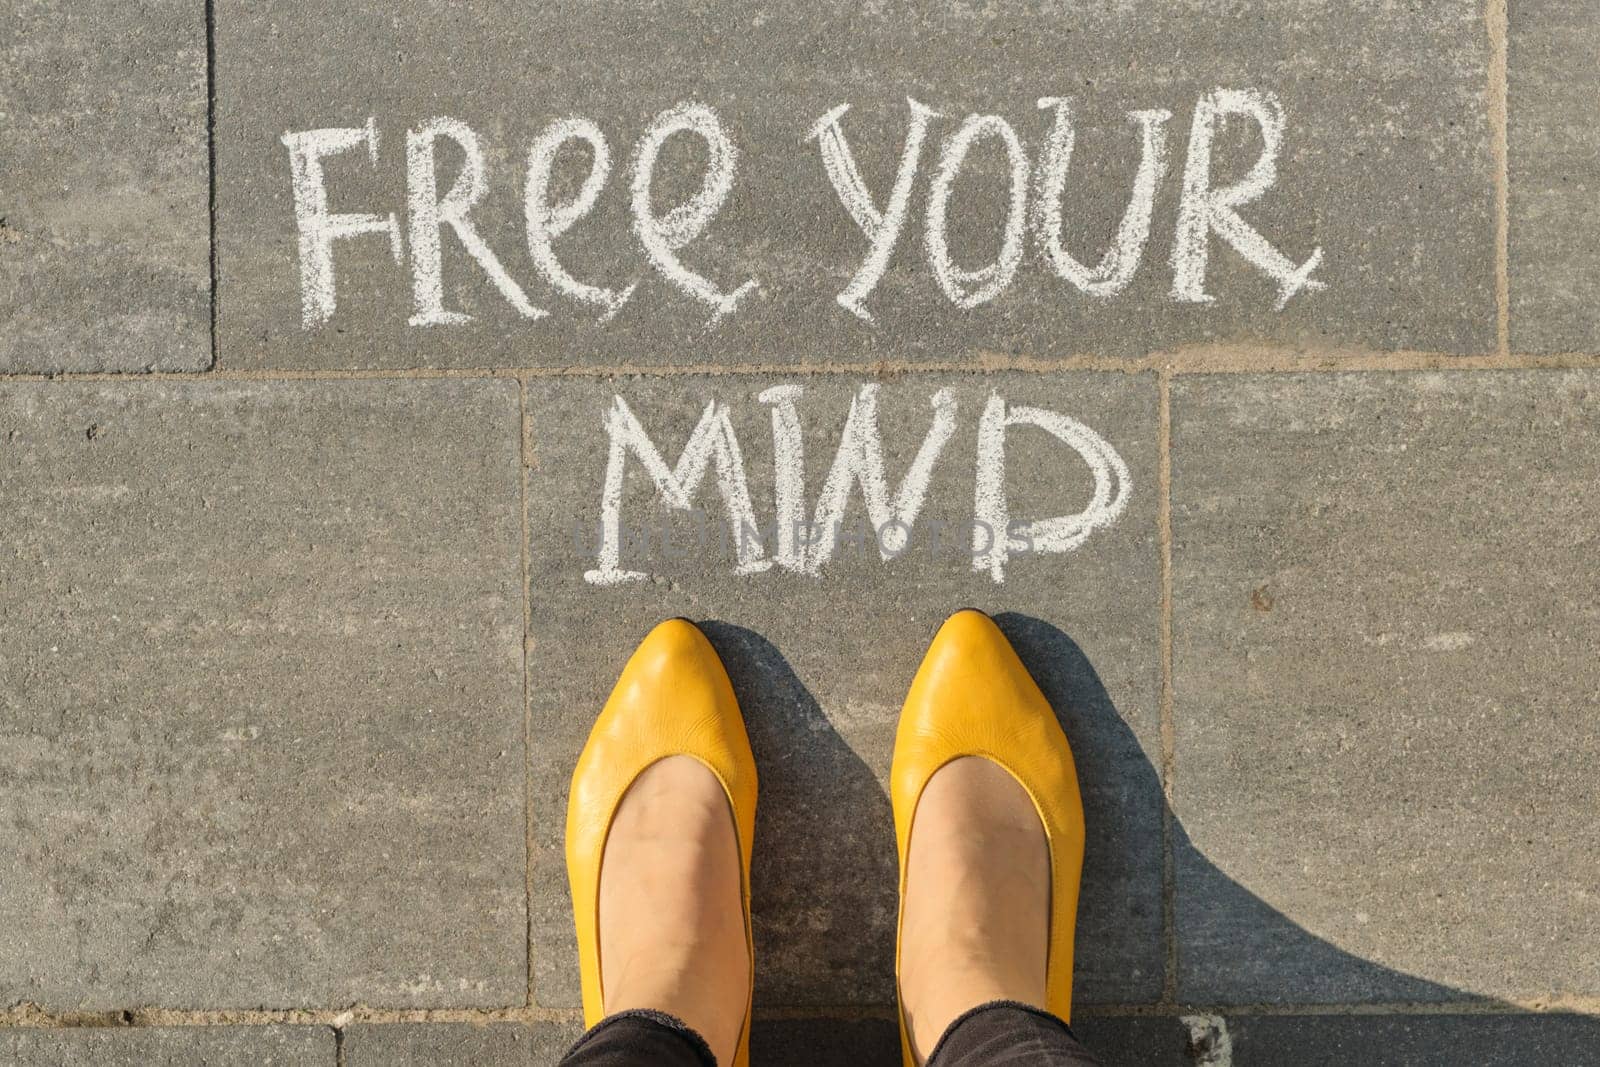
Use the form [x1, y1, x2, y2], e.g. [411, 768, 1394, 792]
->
[925, 999, 1099, 1067]
[560, 1008, 718, 1067]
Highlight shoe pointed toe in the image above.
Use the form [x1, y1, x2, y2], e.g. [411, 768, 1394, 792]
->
[892, 609, 1087, 1062]
[603, 618, 739, 737]
[565, 618, 757, 1064]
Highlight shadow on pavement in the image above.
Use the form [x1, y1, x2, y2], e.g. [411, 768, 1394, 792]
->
[700, 620, 898, 1007]
[994, 611, 1463, 1006]
[697, 614, 1600, 1066]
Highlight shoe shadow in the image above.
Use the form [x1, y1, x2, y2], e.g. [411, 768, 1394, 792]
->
[994, 615, 1600, 1066]
[991, 611, 1465, 1007]
[700, 620, 899, 1008]
[699, 615, 1599, 1066]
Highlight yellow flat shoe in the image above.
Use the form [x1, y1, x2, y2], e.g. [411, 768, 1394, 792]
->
[565, 618, 758, 1067]
[892, 609, 1087, 1066]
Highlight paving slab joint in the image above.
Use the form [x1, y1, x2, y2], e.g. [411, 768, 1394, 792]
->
[1157, 370, 1178, 1005]
[204, 0, 220, 371]
[1487, 0, 1511, 358]
[519, 376, 538, 1010]
[8, 349, 1600, 385]
[6, 998, 1600, 1033]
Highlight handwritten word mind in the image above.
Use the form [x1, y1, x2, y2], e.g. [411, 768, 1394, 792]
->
[283, 90, 1324, 328]
[583, 385, 1131, 586]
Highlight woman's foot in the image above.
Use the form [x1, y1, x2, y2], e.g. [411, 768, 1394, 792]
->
[898, 756, 1051, 1063]
[600, 755, 749, 1065]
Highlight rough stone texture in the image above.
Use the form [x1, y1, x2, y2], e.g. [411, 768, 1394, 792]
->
[342, 1023, 581, 1065]
[1225, 1013, 1600, 1066]
[1170, 372, 1600, 1004]
[0, 0, 210, 371]
[1508, 0, 1600, 353]
[0, 1026, 332, 1066]
[526, 372, 1164, 1007]
[1054, 1016, 1190, 1067]
[0, 381, 526, 1008]
[215, 0, 1493, 370]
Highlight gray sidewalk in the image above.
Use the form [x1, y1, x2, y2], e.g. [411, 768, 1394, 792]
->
[3, 1, 1599, 1064]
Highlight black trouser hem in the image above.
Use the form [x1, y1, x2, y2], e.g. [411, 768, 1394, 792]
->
[559, 1008, 718, 1067]
[925, 998, 1100, 1066]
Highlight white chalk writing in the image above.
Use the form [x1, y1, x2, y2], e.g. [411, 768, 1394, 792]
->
[283, 91, 1326, 328]
[584, 385, 1131, 585]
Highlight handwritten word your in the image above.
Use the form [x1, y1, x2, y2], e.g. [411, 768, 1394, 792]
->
[584, 384, 1131, 586]
[283, 89, 1324, 329]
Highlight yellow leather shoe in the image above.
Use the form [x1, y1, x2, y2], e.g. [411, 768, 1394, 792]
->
[892, 609, 1087, 1066]
[565, 618, 758, 1067]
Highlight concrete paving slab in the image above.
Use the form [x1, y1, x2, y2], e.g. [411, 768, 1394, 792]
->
[1225, 1012, 1600, 1066]
[1509, 0, 1600, 353]
[525, 372, 1163, 1007]
[1055, 1016, 1190, 1067]
[342, 1022, 580, 1065]
[1170, 372, 1600, 1004]
[0, 0, 209, 372]
[751, 1015, 1189, 1066]
[341, 1016, 1188, 1065]
[0, 380, 526, 1008]
[750, 1018, 902, 1066]
[215, 1, 1493, 370]
[0, 1026, 332, 1066]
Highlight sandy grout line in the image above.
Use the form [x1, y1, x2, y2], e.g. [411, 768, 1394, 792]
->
[4, 998, 1598, 1031]
[518, 377, 537, 1011]
[1488, 0, 1512, 358]
[1156, 371, 1178, 1005]
[203, 0, 220, 373]
[6, 349, 1600, 384]
[1079, 997, 1600, 1018]
[0, 1006, 577, 1030]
